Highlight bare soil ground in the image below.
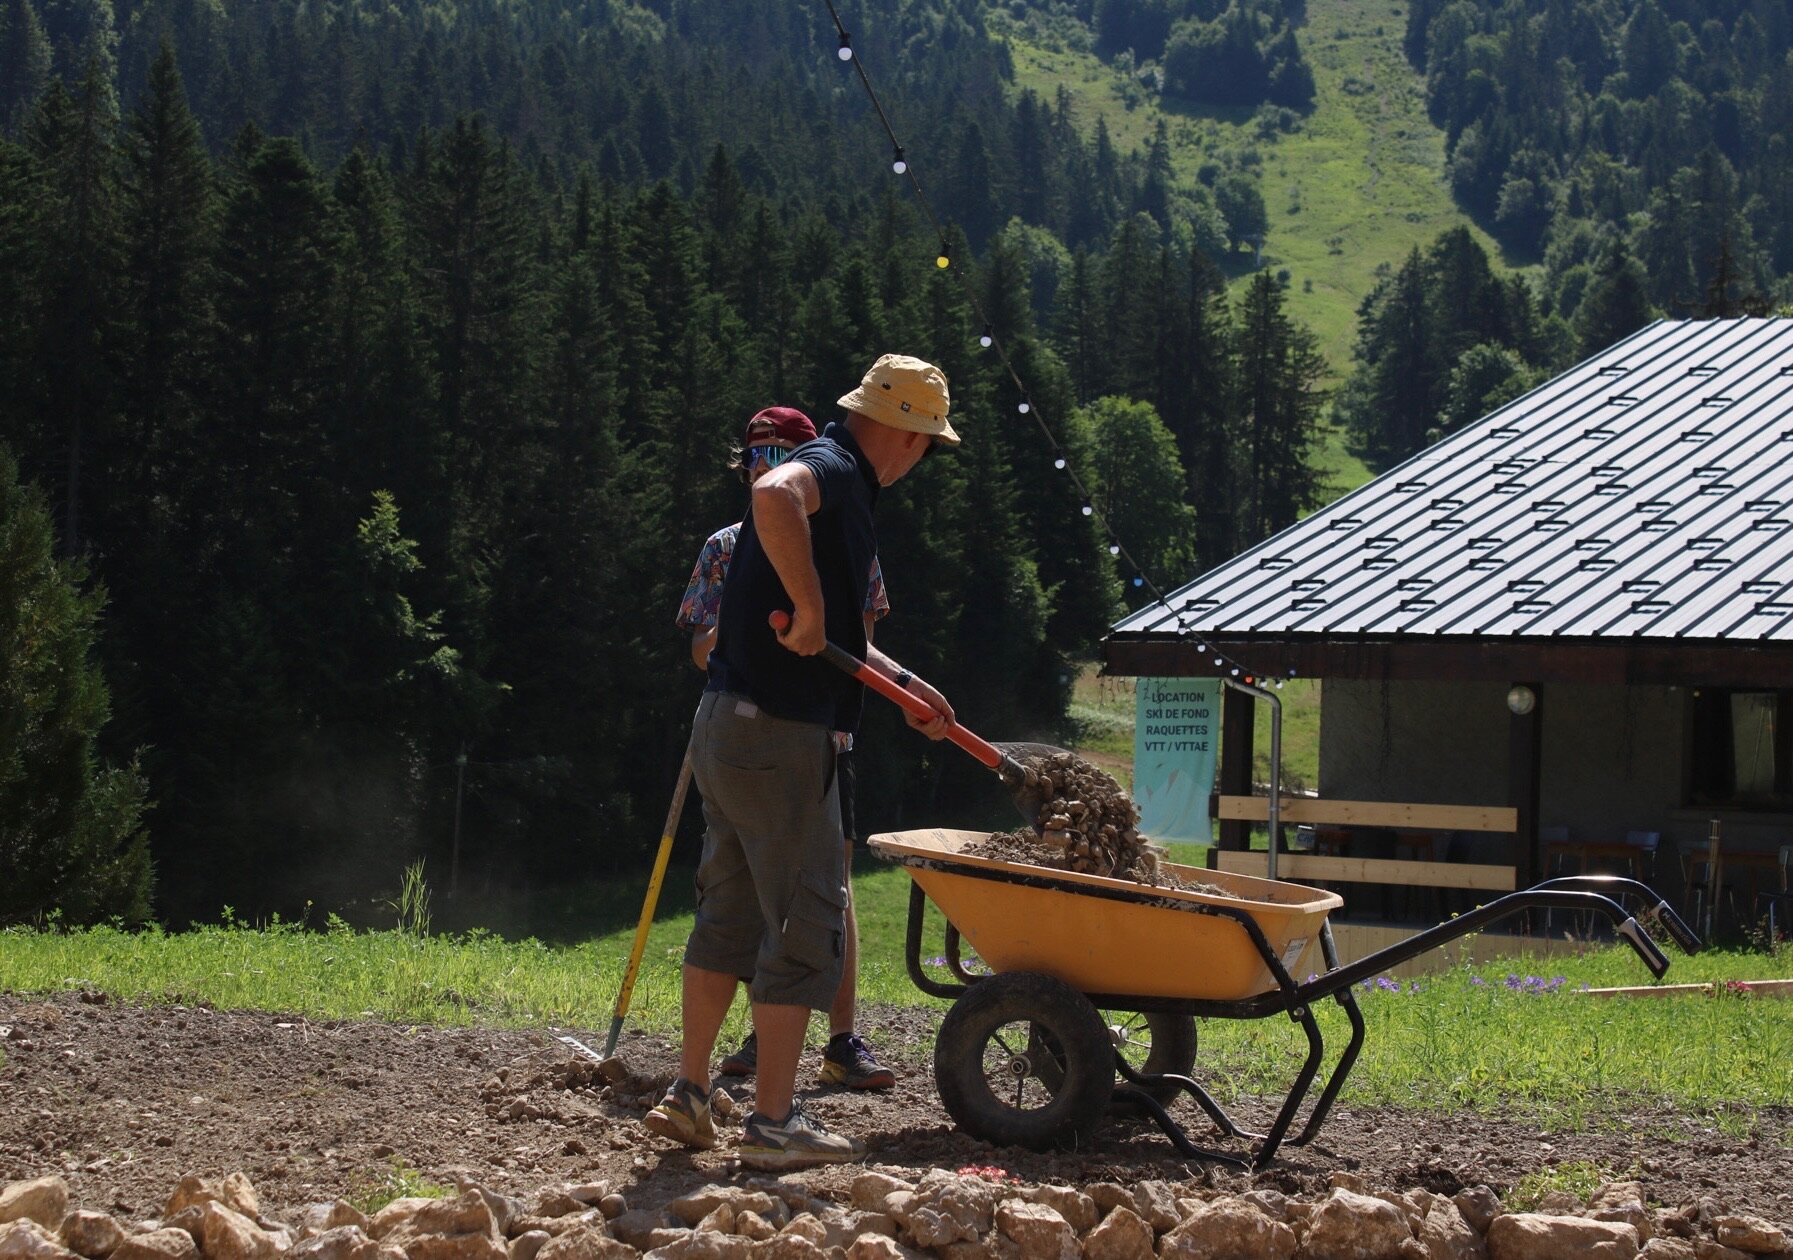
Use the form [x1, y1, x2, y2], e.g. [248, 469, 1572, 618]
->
[2, 991, 1788, 1224]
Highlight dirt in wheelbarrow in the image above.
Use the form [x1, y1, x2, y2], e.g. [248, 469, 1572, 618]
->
[969, 750, 1228, 894]
[3, 990, 1788, 1233]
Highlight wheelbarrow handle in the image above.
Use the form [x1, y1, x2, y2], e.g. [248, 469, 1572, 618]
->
[768, 611, 1005, 772]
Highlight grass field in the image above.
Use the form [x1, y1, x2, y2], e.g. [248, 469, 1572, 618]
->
[999, 0, 1534, 499]
[5, 869, 1790, 1127]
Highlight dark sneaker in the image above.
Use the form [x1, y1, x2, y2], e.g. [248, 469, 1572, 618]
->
[642, 1077, 717, 1151]
[736, 1099, 866, 1170]
[718, 1031, 757, 1077]
[818, 1032, 896, 1090]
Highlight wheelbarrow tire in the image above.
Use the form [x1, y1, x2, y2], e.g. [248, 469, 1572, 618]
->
[934, 971, 1112, 1152]
[1031, 1012, 1198, 1108]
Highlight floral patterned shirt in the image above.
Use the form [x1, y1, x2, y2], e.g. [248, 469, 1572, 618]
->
[676, 522, 889, 749]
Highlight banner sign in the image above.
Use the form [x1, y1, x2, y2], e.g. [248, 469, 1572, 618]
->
[1132, 677, 1219, 844]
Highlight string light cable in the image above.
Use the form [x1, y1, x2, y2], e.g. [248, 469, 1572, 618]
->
[816, 2, 1291, 691]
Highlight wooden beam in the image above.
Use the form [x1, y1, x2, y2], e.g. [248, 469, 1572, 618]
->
[1103, 636, 1793, 689]
[1577, 979, 1793, 1000]
[1214, 850, 1517, 891]
[1216, 795, 1517, 832]
[1217, 686, 1255, 851]
[1509, 681, 1542, 889]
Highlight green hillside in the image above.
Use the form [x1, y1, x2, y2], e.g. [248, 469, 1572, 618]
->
[998, 0, 1523, 497]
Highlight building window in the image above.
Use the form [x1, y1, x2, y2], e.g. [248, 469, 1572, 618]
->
[1689, 689, 1793, 810]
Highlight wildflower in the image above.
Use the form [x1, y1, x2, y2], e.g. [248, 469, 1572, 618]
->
[1376, 976, 1400, 992]
[1469, 976, 1486, 987]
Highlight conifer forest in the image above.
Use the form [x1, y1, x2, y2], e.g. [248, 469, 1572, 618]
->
[2, 0, 1789, 927]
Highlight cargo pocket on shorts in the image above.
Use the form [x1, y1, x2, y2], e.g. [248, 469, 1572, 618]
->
[780, 869, 846, 971]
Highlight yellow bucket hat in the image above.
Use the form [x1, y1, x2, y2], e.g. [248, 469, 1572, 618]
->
[836, 354, 959, 447]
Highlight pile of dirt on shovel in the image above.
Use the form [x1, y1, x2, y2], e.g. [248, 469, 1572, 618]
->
[963, 750, 1225, 895]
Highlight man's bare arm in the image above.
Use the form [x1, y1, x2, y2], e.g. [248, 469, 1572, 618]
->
[866, 644, 953, 738]
[753, 463, 826, 656]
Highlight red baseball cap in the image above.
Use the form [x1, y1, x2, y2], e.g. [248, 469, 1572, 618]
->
[744, 406, 816, 447]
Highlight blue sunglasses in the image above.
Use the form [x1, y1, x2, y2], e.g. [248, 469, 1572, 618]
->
[746, 444, 793, 470]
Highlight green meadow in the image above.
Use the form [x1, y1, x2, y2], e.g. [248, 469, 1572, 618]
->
[4, 866, 1789, 1132]
[1001, 0, 1533, 498]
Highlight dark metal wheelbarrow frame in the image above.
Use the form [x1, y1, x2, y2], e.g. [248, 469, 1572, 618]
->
[896, 859, 1701, 1170]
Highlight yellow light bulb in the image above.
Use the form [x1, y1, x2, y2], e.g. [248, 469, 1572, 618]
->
[935, 255, 949, 269]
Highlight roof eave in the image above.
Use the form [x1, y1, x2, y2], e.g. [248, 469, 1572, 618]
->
[1103, 631, 1793, 688]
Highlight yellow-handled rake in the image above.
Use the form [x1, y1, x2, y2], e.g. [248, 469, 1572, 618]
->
[603, 750, 694, 1057]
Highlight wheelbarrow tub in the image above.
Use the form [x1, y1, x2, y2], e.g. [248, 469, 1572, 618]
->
[869, 828, 1343, 1001]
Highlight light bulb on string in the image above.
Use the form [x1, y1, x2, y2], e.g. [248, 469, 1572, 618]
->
[1080, 499, 1093, 517]
[1132, 576, 1144, 587]
[1214, 658, 1223, 667]
[979, 323, 993, 348]
[837, 32, 853, 60]
[1108, 543, 1120, 556]
[1230, 668, 1240, 677]
[891, 146, 906, 175]
[935, 253, 949, 269]
[1053, 456, 1066, 470]
[1017, 401, 1030, 414]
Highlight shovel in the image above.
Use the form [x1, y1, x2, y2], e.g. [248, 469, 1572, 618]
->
[768, 611, 1068, 826]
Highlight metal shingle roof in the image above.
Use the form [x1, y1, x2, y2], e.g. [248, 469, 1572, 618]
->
[1112, 318, 1793, 642]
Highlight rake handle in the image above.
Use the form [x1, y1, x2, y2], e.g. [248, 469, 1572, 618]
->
[767, 610, 1003, 770]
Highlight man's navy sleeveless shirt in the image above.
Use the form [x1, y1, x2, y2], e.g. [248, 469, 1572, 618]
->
[707, 421, 879, 732]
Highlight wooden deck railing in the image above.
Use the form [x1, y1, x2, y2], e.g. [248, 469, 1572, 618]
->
[1211, 796, 1519, 892]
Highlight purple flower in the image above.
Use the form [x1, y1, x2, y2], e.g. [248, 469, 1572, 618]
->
[1470, 976, 1486, 987]
[1376, 976, 1400, 992]
[1504, 974, 1524, 990]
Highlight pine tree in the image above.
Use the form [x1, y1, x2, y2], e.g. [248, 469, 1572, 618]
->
[0, 140, 42, 444]
[0, 0, 51, 136]
[1339, 248, 1435, 468]
[0, 446, 152, 927]
[1235, 271, 1325, 542]
[412, 117, 542, 574]
[1574, 238, 1657, 359]
[331, 148, 435, 532]
[211, 135, 340, 551]
[116, 41, 215, 545]
[26, 55, 123, 556]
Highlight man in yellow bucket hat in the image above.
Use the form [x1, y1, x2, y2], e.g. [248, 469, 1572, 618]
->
[645, 354, 960, 1170]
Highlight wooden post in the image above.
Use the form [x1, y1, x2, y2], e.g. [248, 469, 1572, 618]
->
[1508, 683, 1542, 889]
[1219, 684, 1256, 851]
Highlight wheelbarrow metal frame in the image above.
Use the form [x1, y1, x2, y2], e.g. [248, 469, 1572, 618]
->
[900, 864, 1698, 1169]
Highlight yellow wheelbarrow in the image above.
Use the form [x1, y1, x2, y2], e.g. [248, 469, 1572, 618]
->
[871, 827, 1701, 1169]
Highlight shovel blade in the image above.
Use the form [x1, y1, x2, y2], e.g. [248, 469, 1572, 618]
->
[993, 741, 1076, 828]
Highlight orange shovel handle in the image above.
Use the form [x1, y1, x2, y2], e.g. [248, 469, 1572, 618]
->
[767, 611, 1003, 770]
